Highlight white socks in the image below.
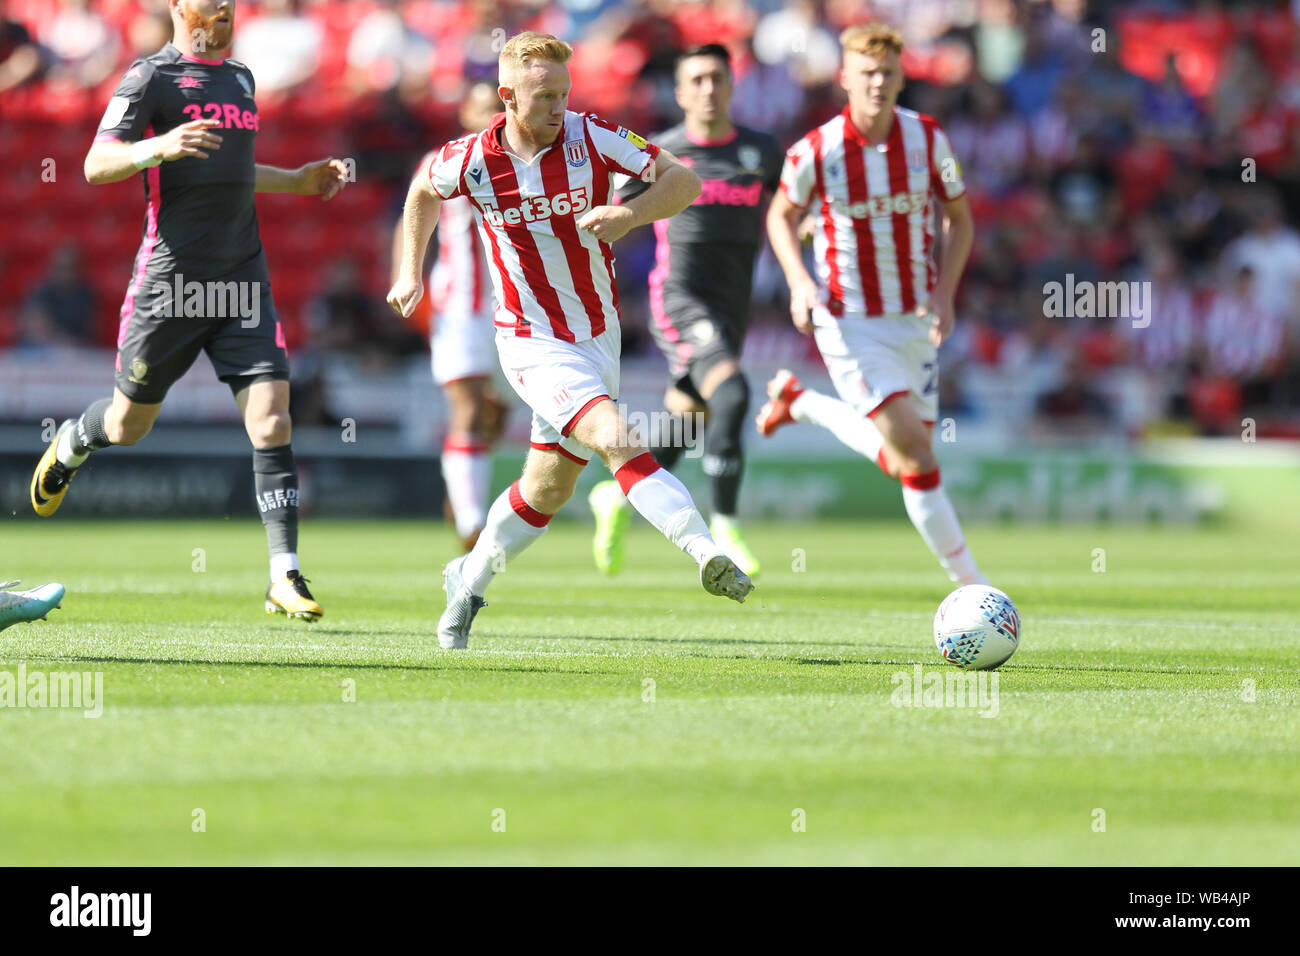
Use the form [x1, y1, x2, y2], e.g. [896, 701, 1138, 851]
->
[900, 474, 986, 586]
[791, 389, 886, 464]
[56, 426, 89, 469]
[270, 551, 299, 579]
[441, 439, 491, 538]
[616, 452, 717, 567]
[462, 480, 550, 595]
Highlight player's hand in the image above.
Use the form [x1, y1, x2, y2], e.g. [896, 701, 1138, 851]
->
[576, 205, 635, 243]
[924, 292, 956, 347]
[154, 118, 222, 161]
[386, 275, 424, 318]
[796, 214, 817, 244]
[788, 273, 818, 335]
[298, 158, 350, 201]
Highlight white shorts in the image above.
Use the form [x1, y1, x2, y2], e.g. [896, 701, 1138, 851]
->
[812, 307, 939, 423]
[431, 306, 496, 386]
[496, 323, 621, 465]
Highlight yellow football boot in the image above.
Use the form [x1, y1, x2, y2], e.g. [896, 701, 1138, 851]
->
[265, 571, 323, 622]
[31, 419, 79, 517]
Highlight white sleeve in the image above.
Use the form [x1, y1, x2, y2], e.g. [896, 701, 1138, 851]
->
[426, 140, 469, 200]
[929, 124, 966, 201]
[779, 136, 817, 210]
[586, 115, 660, 183]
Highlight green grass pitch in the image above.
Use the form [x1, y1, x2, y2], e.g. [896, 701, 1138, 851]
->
[1, 517, 1296, 865]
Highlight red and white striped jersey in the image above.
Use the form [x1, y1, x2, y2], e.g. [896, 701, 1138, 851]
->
[425, 191, 491, 322]
[1203, 291, 1284, 379]
[781, 105, 965, 318]
[426, 110, 659, 342]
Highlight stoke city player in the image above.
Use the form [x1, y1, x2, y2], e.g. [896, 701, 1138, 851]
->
[29, 0, 349, 620]
[587, 43, 783, 578]
[395, 81, 510, 552]
[388, 32, 754, 649]
[759, 23, 988, 586]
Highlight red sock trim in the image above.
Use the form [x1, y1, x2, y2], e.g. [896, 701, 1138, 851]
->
[867, 390, 909, 418]
[529, 441, 590, 465]
[946, 541, 967, 559]
[900, 468, 941, 491]
[614, 451, 661, 495]
[444, 437, 490, 454]
[561, 394, 611, 437]
[508, 480, 551, 527]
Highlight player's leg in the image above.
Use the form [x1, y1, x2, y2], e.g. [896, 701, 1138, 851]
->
[439, 444, 582, 648]
[440, 376, 499, 551]
[572, 398, 752, 602]
[32, 390, 162, 514]
[870, 387, 987, 588]
[695, 356, 760, 575]
[232, 376, 321, 621]
[588, 383, 704, 575]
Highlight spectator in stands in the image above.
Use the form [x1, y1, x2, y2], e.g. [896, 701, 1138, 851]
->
[346, 0, 434, 96]
[1141, 52, 1205, 147]
[1124, 242, 1199, 373]
[40, 0, 118, 89]
[18, 246, 95, 348]
[1222, 193, 1300, 344]
[1203, 265, 1285, 403]
[127, 6, 172, 61]
[307, 257, 424, 369]
[0, 0, 43, 93]
[1033, 350, 1114, 437]
[234, 0, 321, 95]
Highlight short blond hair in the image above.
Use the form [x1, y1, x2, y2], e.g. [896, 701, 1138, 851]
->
[499, 32, 573, 89]
[840, 23, 903, 59]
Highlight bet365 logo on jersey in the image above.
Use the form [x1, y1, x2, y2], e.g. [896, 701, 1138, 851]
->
[837, 189, 929, 219]
[480, 187, 590, 227]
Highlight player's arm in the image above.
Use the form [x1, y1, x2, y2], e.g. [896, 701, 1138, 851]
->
[386, 172, 443, 318]
[255, 160, 349, 200]
[767, 188, 818, 335]
[928, 193, 973, 347]
[84, 118, 224, 185]
[577, 149, 700, 243]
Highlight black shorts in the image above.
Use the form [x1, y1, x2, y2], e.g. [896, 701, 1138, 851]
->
[651, 289, 750, 403]
[115, 271, 290, 403]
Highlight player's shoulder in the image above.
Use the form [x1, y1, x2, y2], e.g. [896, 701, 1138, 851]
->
[896, 106, 946, 135]
[116, 50, 166, 84]
[651, 123, 688, 149]
[735, 124, 780, 149]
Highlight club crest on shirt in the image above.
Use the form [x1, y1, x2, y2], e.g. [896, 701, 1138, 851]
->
[565, 139, 588, 168]
[738, 145, 762, 173]
[236, 73, 253, 98]
[906, 148, 927, 173]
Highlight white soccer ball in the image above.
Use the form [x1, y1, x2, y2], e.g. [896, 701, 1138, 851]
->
[933, 585, 1021, 670]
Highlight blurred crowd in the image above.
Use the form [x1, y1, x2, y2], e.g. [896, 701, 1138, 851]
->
[2, 0, 1299, 437]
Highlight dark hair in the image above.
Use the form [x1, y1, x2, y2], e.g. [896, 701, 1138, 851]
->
[675, 43, 732, 75]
